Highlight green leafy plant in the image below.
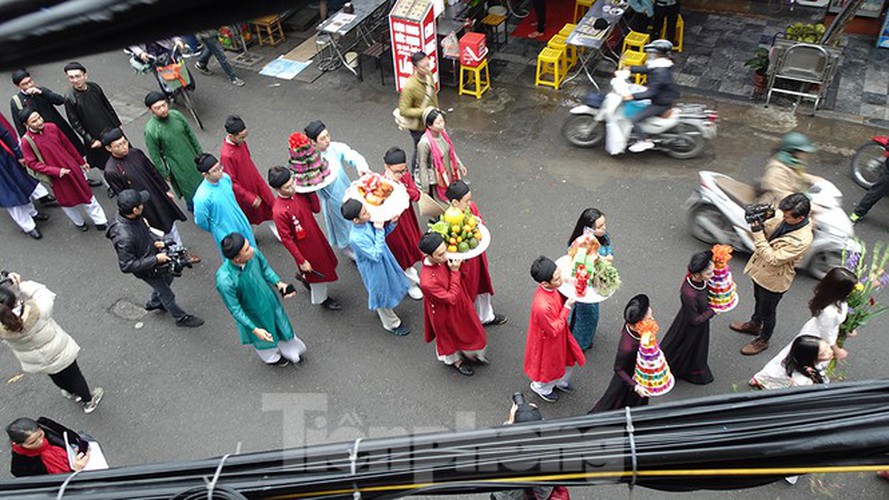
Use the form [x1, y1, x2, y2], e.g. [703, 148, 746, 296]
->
[785, 22, 826, 43]
[744, 47, 769, 76]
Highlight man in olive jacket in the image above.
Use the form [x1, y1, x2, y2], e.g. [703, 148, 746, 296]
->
[397, 51, 438, 176]
[731, 193, 814, 355]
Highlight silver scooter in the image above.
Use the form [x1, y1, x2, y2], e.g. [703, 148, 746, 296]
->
[562, 74, 718, 159]
[684, 170, 857, 279]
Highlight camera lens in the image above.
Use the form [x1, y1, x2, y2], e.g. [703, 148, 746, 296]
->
[512, 392, 525, 406]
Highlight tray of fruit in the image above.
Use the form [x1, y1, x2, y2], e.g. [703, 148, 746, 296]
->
[555, 254, 621, 304]
[428, 207, 490, 259]
[344, 173, 409, 222]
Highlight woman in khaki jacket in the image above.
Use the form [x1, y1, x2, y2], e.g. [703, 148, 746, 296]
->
[0, 273, 104, 413]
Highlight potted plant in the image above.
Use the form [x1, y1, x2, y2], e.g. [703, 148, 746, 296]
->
[744, 47, 769, 98]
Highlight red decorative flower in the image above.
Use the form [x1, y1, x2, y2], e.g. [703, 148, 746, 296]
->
[288, 132, 310, 150]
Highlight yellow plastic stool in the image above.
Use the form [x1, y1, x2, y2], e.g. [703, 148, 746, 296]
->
[622, 31, 650, 54]
[659, 14, 684, 52]
[535, 47, 564, 89]
[559, 23, 577, 38]
[573, 0, 594, 23]
[547, 34, 576, 71]
[620, 51, 647, 84]
[459, 59, 491, 99]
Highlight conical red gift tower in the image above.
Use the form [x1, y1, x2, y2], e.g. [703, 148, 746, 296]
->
[633, 318, 674, 396]
[707, 244, 738, 313]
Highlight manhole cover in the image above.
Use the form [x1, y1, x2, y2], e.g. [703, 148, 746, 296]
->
[109, 299, 147, 321]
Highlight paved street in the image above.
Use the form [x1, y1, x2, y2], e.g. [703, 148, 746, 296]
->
[0, 48, 887, 499]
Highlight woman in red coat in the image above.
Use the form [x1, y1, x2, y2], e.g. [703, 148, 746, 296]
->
[524, 256, 585, 403]
[444, 180, 507, 326]
[418, 231, 487, 376]
[268, 166, 341, 310]
[382, 147, 424, 300]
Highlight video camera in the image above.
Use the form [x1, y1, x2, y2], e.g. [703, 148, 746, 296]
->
[159, 240, 192, 277]
[744, 203, 775, 226]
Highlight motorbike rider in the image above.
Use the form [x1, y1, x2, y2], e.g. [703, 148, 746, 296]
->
[758, 132, 823, 207]
[127, 38, 194, 94]
[622, 39, 680, 153]
[849, 155, 889, 223]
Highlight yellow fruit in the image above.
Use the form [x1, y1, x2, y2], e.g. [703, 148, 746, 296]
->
[462, 224, 472, 233]
[444, 207, 464, 225]
[451, 224, 461, 234]
[456, 236, 463, 243]
[473, 230, 482, 240]
[467, 217, 478, 228]
[449, 237, 457, 245]
[447, 245, 458, 253]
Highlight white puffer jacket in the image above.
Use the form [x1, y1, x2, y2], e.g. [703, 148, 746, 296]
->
[0, 281, 79, 375]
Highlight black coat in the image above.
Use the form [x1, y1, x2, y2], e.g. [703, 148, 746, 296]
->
[106, 213, 163, 279]
[64, 82, 121, 169]
[10, 87, 85, 154]
[104, 148, 186, 233]
[629, 65, 680, 106]
[660, 278, 715, 385]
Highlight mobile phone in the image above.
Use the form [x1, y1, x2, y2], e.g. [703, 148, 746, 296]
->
[279, 283, 296, 296]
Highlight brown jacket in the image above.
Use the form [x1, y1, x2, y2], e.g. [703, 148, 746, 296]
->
[398, 73, 438, 131]
[743, 214, 814, 293]
[758, 157, 820, 206]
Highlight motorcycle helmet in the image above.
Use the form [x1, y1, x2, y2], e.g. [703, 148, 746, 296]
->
[779, 132, 816, 154]
[643, 39, 673, 56]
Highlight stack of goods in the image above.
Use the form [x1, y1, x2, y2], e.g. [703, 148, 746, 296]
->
[707, 244, 738, 313]
[428, 206, 483, 254]
[575, 265, 591, 298]
[634, 318, 674, 397]
[355, 173, 394, 206]
[288, 132, 331, 188]
[568, 235, 621, 297]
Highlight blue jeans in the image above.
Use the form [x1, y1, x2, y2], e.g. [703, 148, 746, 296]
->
[142, 273, 188, 321]
[197, 34, 239, 81]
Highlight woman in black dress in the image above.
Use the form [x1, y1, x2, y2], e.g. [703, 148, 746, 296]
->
[660, 250, 716, 385]
[590, 294, 652, 413]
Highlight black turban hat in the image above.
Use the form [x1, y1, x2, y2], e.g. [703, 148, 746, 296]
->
[63, 62, 86, 73]
[267, 166, 292, 189]
[100, 127, 124, 147]
[11, 69, 29, 86]
[341, 198, 363, 221]
[221, 232, 246, 260]
[624, 294, 650, 324]
[195, 153, 218, 173]
[688, 250, 714, 274]
[17, 107, 37, 124]
[304, 120, 326, 141]
[224, 115, 246, 134]
[383, 147, 406, 165]
[530, 256, 557, 283]
[418, 231, 444, 256]
[445, 180, 470, 201]
[144, 91, 167, 108]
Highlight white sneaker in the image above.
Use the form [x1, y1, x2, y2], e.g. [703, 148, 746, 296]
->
[628, 140, 655, 153]
[60, 389, 82, 402]
[268, 223, 281, 241]
[408, 284, 423, 300]
[784, 475, 798, 485]
[83, 387, 104, 414]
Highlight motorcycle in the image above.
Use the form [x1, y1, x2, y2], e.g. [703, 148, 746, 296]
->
[684, 170, 856, 279]
[850, 136, 888, 189]
[562, 73, 718, 159]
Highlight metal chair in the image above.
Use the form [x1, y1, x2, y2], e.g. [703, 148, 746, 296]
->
[765, 43, 832, 112]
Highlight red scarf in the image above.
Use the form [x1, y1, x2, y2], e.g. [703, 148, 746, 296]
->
[12, 439, 72, 474]
[424, 129, 461, 199]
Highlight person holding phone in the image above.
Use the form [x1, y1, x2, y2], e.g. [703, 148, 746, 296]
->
[7, 417, 90, 477]
[215, 232, 306, 367]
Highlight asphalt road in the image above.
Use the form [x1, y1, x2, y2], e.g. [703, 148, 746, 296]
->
[0, 48, 887, 499]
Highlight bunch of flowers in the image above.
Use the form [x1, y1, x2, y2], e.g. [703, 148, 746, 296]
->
[288, 132, 311, 151]
[711, 244, 733, 268]
[636, 317, 660, 346]
[836, 240, 889, 353]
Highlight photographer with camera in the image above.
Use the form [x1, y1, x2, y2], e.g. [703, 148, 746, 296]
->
[489, 393, 570, 500]
[106, 189, 203, 328]
[731, 193, 814, 355]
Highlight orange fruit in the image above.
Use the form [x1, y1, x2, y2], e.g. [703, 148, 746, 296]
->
[449, 237, 457, 245]
[451, 224, 461, 234]
[447, 245, 458, 253]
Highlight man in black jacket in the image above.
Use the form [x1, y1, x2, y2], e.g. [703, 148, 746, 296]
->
[623, 40, 680, 153]
[63, 62, 121, 196]
[106, 189, 203, 327]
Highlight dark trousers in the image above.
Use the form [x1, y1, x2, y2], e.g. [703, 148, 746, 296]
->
[409, 129, 424, 178]
[751, 281, 784, 341]
[652, 2, 680, 44]
[629, 11, 652, 33]
[48, 360, 92, 402]
[197, 34, 239, 81]
[853, 160, 889, 217]
[630, 103, 671, 139]
[532, 0, 546, 32]
[142, 273, 188, 321]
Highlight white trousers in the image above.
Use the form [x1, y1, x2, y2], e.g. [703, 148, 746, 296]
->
[6, 203, 38, 232]
[376, 307, 401, 330]
[475, 293, 495, 324]
[30, 183, 49, 201]
[164, 222, 184, 249]
[61, 196, 107, 226]
[404, 266, 420, 285]
[253, 336, 307, 364]
[310, 282, 329, 305]
[530, 366, 575, 397]
[437, 346, 487, 365]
